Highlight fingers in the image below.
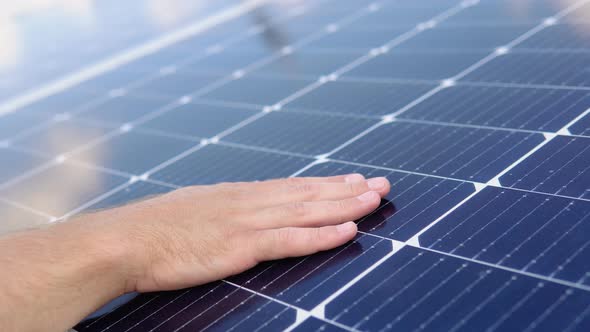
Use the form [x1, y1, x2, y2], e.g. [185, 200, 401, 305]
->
[252, 222, 358, 261]
[255, 176, 389, 207]
[252, 191, 382, 228]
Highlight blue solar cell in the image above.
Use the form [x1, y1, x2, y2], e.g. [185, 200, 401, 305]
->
[346, 50, 488, 80]
[286, 80, 436, 116]
[182, 49, 271, 75]
[224, 111, 377, 155]
[0, 149, 47, 185]
[139, 103, 256, 139]
[326, 246, 590, 332]
[448, 1, 558, 23]
[77, 282, 296, 332]
[151, 144, 312, 186]
[251, 50, 364, 77]
[333, 121, 544, 182]
[400, 84, 590, 131]
[304, 26, 409, 50]
[500, 136, 590, 199]
[71, 131, 196, 175]
[517, 23, 590, 50]
[18, 88, 101, 115]
[128, 71, 224, 98]
[350, 3, 458, 29]
[229, 234, 391, 309]
[0, 112, 50, 140]
[570, 113, 590, 136]
[300, 162, 475, 241]
[420, 186, 590, 286]
[12, 120, 113, 155]
[201, 76, 313, 106]
[0, 163, 128, 216]
[398, 24, 536, 50]
[465, 51, 590, 87]
[76, 95, 172, 124]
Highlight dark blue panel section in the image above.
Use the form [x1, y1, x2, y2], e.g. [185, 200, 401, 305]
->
[139, 103, 256, 139]
[151, 144, 312, 186]
[0, 112, 50, 141]
[128, 71, 224, 99]
[76, 282, 296, 332]
[74, 68, 145, 93]
[224, 111, 377, 155]
[421, 187, 590, 286]
[0, 163, 128, 216]
[76, 95, 172, 124]
[346, 50, 487, 80]
[183, 50, 269, 75]
[448, 0, 558, 23]
[398, 24, 535, 50]
[570, 113, 590, 136]
[286, 80, 436, 116]
[13, 120, 113, 155]
[300, 162, 475, 241]
[251, 50, 363, 77]
[71, 131, 196, 175]
[293, 317, 348, 332]
[229, 234, 391, 310]
[400, 85, 590, 132]
[305, 26, 408, 50]
[333, 121, 544, 182]
[86, 181, 172, 211]
[349, 3, 457, 29]
[201, 76, 313, 106]
[19, 88, 101, 115]
[518, 23, 590, 50]
[0, 200, 48, 234]
[0, 149, 47, 185]
[327, 246, 590, 332]
[465, 52, 590, 87]
[500, 136, 590, 199]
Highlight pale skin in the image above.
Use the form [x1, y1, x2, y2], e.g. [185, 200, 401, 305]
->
[0, 174, 391, 332]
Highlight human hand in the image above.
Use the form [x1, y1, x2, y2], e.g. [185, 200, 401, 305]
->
[108, 174, 391, 293]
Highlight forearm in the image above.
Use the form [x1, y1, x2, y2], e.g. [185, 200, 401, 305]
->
[0, 212, 133, 332]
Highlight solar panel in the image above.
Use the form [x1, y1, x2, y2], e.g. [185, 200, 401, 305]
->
[0, 0, 589, 331]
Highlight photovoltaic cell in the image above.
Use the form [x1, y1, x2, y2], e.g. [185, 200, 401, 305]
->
[399, 84, 590, 131]
[397, 24, 536, 50]
[333, 121, 544, 182]
[71, 131, 197, 175]
[223, 111, 378, 156]
[570, 113, 590, 136]
[200, 76, 313, 106]
[74, 95, 172, 125]
[151, 144, 312, 186]
[464, 51, 590, 87]
[345, 50, 489, 80]
[138, 103, 257, 139]
[500, 136, 590, 199]
[420, 187, 590, 286]
[286, 80, 437, 116]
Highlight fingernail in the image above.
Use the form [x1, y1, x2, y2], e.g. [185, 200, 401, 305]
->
[358, 191, 378, 202]
[337, 221, 357, 234]
[367, 177, 387, 190]
[345, 173, 365, 183]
